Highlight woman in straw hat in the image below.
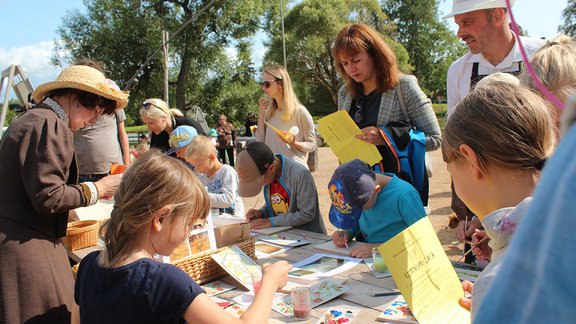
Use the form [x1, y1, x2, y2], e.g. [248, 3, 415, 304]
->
[0, 65, 129, 323]
[139, 98, 206, 155]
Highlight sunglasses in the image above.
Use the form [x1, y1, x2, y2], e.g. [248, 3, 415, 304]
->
[261, 80, 275, 89]
[141, 102, 163, 111]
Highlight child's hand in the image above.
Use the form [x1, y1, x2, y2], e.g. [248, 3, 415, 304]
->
[250, 218, 271, 229]
[470, 229, 492, 260]
[349, 243, 373, 258]
[261, 261, 292, 290]
[459, 280, 474, 310]
[245, 209, 262, 221]
[331, 231, 350, 247]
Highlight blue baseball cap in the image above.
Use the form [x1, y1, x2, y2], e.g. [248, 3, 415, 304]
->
[328, 159, 376, 229]
[166, 125, 198, 155]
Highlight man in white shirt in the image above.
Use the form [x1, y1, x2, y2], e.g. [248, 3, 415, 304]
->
[444, 0, 545, 117]
[443, 0, 545, 264]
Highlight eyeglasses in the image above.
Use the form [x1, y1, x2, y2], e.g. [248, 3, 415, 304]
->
[354, 96, 365, 124]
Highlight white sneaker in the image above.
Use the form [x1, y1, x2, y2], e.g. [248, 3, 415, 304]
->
[424, 205, 431, 215]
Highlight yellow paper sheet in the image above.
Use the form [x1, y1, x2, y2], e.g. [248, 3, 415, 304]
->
[378, 217, 471, 324]
[317, 111, 382, 165]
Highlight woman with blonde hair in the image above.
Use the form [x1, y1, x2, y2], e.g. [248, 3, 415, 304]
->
[139, 98, 205, 155]
[257, 65, 316, 168]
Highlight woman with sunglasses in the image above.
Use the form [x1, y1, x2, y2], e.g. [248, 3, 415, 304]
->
[333, 24, 441, 163]
[139, 98, 206, 155]
[257, 65, 316, 168]
[0, 65, 128, 323]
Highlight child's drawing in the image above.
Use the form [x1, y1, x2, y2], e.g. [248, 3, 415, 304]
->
[201, 280, 236, 296]
[211, 245, 260, 290]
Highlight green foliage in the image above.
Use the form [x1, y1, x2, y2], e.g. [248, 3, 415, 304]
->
[560, 0, 576, 36]
[382, 0, 466, 99]
[264, 0, 410, 116]
[54, 0, 274, 125]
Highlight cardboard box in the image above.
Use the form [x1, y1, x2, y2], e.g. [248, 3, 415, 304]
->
[213, 218, 250, 248]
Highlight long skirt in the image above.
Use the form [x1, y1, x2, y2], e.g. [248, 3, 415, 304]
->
[0, 218, 74, 324]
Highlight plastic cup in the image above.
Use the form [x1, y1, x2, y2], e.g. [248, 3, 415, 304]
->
[290, 287, 311, 320]
[251, 271, 262, 294]
[372, 247, 388, 273]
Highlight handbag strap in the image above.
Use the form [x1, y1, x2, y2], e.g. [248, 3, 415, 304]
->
[395, 82, 411, 124]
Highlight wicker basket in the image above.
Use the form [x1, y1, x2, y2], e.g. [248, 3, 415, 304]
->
[173, 236, 257, 285]
[63, 220, 99, 251]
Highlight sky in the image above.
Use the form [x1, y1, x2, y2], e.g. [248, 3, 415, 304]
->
[0, 0, 569, 98]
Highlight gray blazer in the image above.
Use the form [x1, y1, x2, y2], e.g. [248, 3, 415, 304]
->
[338, 74, 442, 151]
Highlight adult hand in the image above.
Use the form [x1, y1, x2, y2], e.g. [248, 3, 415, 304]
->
[355, 126, 385, 146]
[245, 208, 263, 221]
[261, 260, 292, 290]
[349, 243, 373, 258]
[470, 229, 492, 260]
[94, 174, 122, 200]
[331, 231, 350, 248]
[258, 97, 270, 112]
[458, 280, 474, 310]
[456, 217, 481, 243]
[250, 218, 272, 229]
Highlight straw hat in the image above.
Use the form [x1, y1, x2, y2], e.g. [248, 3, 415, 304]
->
[442, 0, 516, 19]
[33, 65, 129, 109]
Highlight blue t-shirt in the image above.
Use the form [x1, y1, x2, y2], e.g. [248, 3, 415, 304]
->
[351, 173, 425, 243]
[75, 251, 205, 324]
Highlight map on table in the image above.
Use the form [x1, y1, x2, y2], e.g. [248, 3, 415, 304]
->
[211, 245, 260, 290]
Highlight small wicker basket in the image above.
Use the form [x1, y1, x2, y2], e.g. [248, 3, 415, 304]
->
[63, 220, 99, 251]
[173, 236, 257, 285]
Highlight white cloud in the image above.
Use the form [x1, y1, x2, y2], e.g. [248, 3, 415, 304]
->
[0, 41, 61, 89]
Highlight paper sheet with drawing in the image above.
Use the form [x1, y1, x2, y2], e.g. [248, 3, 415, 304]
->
[317, 110, 382, 165]
[378, 217, 471, 323]
[289, 253, 361, 281]
[210, 245, 260, 291]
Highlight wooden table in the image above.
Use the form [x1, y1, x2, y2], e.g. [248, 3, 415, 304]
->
[69, 228, 401, 323]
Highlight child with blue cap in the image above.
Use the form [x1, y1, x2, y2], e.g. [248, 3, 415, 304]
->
[329, 159, 426, 257]
[167, 125, 198, 158]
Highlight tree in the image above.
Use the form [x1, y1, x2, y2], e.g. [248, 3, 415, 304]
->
[382, 0, 466, 100]
[560, 0, 576, 36]
[264, 0, 410, 115]
[54, 0, 274, 124]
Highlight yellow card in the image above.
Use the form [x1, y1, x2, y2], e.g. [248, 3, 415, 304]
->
[264, 121, 290, 141]
[378, 217, 471, 324]
[317, 110, 382, 165]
